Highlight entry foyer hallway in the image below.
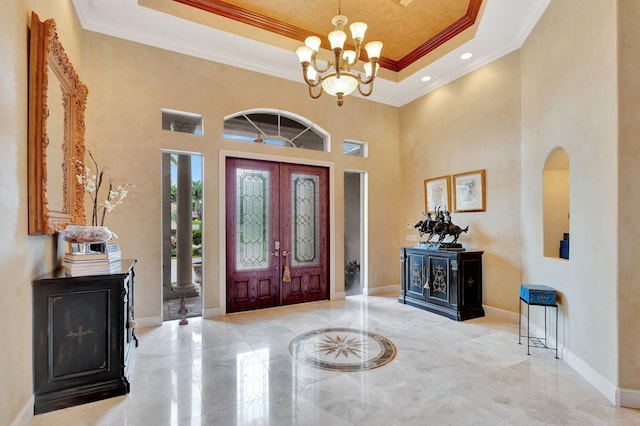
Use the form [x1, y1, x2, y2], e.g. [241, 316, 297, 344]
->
[30, 294, 640, 425]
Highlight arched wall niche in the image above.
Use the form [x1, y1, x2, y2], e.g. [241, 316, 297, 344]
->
[543, 147, 570, 259]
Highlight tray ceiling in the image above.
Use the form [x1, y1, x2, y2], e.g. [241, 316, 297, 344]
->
[173, 0, 480, 71]
[71, 0, 550, 106]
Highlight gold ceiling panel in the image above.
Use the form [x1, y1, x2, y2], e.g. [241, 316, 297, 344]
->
[222, 0, 471, 61]
[160, 0, 481, 72]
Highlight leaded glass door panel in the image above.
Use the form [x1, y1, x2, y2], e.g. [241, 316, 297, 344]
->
[226, 158, 280, 312]
[279, 163, 328, 305]
[225, 158, 328, 313]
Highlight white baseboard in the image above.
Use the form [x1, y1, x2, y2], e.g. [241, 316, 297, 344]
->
[135, 316, 162, 328]
[516, 309, 619, 405]
[333, 291, 346, 299]
[483, 304, 519, 321]
[521, 313, 631, 408]
[563, 346, 618, 406]
[618, 387, 640, 409]
[203, 307, 220, 318]
[484, 304, 629, 407]
[10, 394, 33, 426]
[364, 284, 400, 295]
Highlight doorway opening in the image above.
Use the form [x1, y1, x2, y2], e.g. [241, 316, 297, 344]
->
[344, 171, 364, 296]
[161, 151, 203, 321]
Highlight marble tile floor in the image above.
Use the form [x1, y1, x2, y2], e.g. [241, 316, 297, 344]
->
[30, 294, 640, 426]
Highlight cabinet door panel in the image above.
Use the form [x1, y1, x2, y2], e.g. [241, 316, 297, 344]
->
[460, 257, 482, 308]
[426, 254, 452, 306]
[50, 289, 111, 379]
[406, 251, 427, 300]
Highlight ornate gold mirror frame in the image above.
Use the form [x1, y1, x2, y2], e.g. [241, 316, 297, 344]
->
[28, 12, 87, 235]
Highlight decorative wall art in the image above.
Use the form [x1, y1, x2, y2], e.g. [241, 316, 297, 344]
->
[453, 169, 486, 212]
[424, 175, 451, 213]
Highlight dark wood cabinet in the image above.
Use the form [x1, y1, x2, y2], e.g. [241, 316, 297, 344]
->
[398, 247, 484, 321]
[33, 259, 138, 414]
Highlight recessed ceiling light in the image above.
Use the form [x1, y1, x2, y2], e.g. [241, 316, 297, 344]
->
[460, 52, 473, 60]
[421, 75, 431, 82]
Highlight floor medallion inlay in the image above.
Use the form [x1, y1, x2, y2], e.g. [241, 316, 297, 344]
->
[289, 327, 397, 371]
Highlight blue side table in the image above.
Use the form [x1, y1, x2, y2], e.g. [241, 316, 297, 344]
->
[518, 284, 558, 358]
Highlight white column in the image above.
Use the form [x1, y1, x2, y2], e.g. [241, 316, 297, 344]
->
[173, 154, 199, 297]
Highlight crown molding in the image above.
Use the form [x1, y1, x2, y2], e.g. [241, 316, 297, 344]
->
[72, 0, 550, 107]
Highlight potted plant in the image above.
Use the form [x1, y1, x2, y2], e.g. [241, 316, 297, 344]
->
[345, 260, 360, 285]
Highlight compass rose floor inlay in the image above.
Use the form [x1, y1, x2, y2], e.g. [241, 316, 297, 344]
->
[289, 327, 397, 372]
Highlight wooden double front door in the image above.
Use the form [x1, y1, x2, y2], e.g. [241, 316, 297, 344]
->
[225, 158, 329, 313]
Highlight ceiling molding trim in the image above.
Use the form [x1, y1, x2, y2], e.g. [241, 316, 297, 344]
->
[71, 0, 551, 108]
[173, 0, 315, 42]
[393, 38, 525, 107]
[73, 0, 400, 105]
[173, 0, 401, 69]
[171, 0, 484, 73]
[510, 0, 551, 48]
[387, 0, 552, 106]
[74, 6, 303, 84]
[396, 0, 483, 71]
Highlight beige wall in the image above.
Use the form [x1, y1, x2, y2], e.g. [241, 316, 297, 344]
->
[0, 0, 84, 423]
[80, 31, 401, 320]
[399, 51, 523, 311]
[521, 0, 619, 385]
[617, 0, 640, 393]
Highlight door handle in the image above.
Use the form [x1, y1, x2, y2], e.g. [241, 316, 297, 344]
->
[282, 250, 289, 257]
[272, 251, 279, 257]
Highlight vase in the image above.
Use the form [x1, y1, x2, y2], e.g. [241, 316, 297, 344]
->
[193, 261, 202, 284]
[61, 225, 113, 254]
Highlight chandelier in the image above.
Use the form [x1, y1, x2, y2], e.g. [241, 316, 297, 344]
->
[295, 1, 383, 107]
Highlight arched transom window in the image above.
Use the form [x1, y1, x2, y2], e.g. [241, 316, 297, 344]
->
[223, 109, 329, 152]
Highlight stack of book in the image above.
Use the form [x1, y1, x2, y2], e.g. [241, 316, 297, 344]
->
[106, 243, 122, 272]
[63, 252, 110, 276]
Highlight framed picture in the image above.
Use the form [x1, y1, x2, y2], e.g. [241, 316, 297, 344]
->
[453, 169, 486, 212]
[424, 175, 451, 213]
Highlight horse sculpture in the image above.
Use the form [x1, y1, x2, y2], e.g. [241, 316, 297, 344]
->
[441, 224, 469, 243]
[414, 212, 435, 239]
[415, 206, 470, 245]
